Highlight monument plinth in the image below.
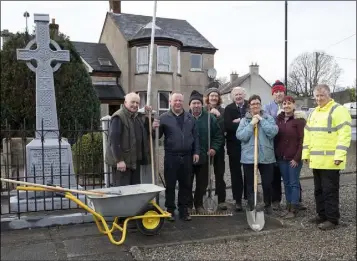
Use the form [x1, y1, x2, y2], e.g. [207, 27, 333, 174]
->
[10, 14, 85, 212]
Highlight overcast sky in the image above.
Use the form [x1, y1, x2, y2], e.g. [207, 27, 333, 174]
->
[1, 1, 356, 87]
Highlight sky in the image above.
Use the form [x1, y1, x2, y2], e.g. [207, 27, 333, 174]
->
[1, 1, 356, 87]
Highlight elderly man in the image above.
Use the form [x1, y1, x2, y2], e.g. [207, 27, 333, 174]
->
[204, 87, 228, 210]
[153, 92, 200, 221]
[264, 80, 306, 211]
[224, 87, 249, 211]
[188, 90, 224, 214]
[106, 92, 153, 186]
[302, 84, 352, 230]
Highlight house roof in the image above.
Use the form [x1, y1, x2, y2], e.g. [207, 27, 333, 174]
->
[108, 12, 217, 50]
[93, 82, 125, 100]
[219, 73, 272, 95]
[71, 41, 120, 72]
[219, 73, 251, 94]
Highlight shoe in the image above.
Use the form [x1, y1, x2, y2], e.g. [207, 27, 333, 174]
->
[235, 202, 243, 212]
[179, 211, 192, 221]
[298, 202, 307, 210]
[280, 203, 291, 217]
[167, 210, 176, 222]
[272, 202, 281, 211]
[264, 206, 273, 215]
[318, 220, 337, 230]
[308, 216, 326, 224]
[218, 202, 228, 211]
[180, 215, 192, 221]
[195, 206, 205, 214]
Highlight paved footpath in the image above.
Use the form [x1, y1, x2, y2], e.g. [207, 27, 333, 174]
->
[1, 174, 356, 261]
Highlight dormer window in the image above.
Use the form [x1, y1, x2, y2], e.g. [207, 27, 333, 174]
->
[98, 58, 113, 67]
[144, 22, 161, 30]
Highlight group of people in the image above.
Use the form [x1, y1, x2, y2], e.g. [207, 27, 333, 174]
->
[107, 81, 352, 231]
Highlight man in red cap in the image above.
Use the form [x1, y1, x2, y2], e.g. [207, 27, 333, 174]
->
[264, 80, 306, 212]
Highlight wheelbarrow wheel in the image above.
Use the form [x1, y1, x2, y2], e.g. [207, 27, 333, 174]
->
[136, 205, 165, 236]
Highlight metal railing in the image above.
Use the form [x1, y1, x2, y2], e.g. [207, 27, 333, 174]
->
[0, 117, 112, 218]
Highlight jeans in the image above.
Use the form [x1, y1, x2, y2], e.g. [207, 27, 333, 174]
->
[278, 160, 302, 205]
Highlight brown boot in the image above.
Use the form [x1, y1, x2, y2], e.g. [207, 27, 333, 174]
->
[284, 204, 298, 219]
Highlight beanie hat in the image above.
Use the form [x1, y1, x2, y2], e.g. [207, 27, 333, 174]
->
[189, 90, 203, 105]
[272, 80, 286, 95]
[205, 87, 220, 97]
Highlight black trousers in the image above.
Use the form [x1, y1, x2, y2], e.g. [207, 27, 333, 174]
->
[112, 162, 141, 186]
[272, 163, 304, 203]
[271, 164, 282, 203]
[313, 169, 340, 224]
[213, 149, 226, 203]
[189, 162, 209, 208]
[164, 153, 192, 214]
[243, 163, 274, 207]
[228, 147, 246, 202]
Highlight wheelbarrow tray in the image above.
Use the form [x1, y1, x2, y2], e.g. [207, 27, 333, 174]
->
[86, 184, 165, 217]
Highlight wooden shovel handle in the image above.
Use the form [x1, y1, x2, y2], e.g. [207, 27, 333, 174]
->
[0, 178, 106, 197]
[254, 125, 259, 194]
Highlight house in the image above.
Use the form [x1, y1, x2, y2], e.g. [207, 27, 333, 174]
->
[219, 63, 273, 107]
[71, 41, 125, 116]
[97, 0, 218, 115]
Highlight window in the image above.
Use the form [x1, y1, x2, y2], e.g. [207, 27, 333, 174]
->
[136, 46, 149, 73]
[158, 91, 171, 115]
[138, 91, 147, 108]
[157, 46, 171, 72]
[98, 58, 112, 66]
[190, 53, 202, 71]
[177, 50, 181, 74]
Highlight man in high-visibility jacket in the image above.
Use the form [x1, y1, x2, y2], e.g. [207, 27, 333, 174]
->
[302, 84, 352, 230]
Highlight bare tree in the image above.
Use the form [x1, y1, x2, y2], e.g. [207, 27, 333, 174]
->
[287, 52, 343, 97]
[217, 76, 228, 85]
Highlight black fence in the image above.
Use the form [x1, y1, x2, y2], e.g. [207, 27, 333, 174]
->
[0, 119, 111, 218]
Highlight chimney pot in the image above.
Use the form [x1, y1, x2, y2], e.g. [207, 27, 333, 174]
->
[230, 72, 239, 83]
[249, 63, 259, 75]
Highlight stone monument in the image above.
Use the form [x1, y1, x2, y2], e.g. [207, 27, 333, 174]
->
[10, 13, 85, 212]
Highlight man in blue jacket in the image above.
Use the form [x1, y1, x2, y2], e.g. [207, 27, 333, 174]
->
[153, 92, 200, 221]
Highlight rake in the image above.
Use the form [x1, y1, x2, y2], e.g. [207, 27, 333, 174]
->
[190, 108, 233, 217]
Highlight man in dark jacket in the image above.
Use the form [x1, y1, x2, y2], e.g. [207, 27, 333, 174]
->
[204, 87, 228, 210]
[107, 92, 152, 186]
[224, 87, 249, 211]
[188, 90, 224, 214]
[153, 92, 200, 221]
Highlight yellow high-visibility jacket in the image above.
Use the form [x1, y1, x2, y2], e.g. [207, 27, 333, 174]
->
[302, 99, 352, 170]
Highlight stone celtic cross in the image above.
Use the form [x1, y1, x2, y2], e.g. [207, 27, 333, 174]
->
[17, 14, 70, 139]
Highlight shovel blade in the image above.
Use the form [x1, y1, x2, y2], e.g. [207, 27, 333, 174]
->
[246, 209, 265, 232]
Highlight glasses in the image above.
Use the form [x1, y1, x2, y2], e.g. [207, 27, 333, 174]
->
[250, 102, 261, 106]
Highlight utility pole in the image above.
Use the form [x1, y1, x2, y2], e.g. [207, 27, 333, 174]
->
[284, 0, 288, 95]
[314, 52, 319, 87]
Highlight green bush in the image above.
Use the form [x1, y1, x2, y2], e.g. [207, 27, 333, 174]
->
[72, 132, 103, 176]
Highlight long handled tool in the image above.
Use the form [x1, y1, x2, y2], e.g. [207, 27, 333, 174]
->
[0, 178, 121, 197]
[246, 125, 265, 231]
[191, 109, 232, 217]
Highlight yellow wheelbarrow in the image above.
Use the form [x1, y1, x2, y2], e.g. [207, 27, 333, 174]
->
[15, 183, 171, 246]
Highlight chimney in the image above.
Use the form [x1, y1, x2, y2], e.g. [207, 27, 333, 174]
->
[249, 62, 259, 75]
[230, 71, 238, 83]
[1, 29, 11, 47]
[49, 18, 59, 40]
[109, 0, 121, 14]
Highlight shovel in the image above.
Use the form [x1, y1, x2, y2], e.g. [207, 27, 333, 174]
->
[246, 125, 265, 231]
